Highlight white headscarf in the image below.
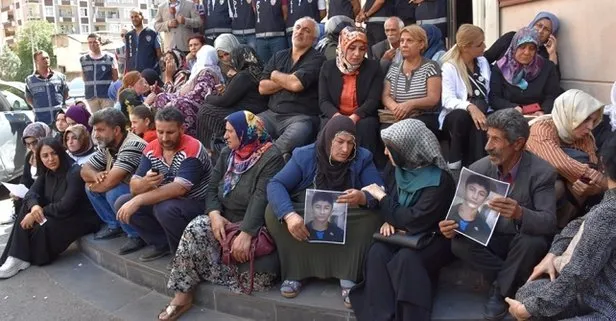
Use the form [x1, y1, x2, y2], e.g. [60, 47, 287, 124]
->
[189, 45, 224, 82]
[530, 89, 604, 144]
[604, 81, 616, 132]
[214, 34, 240, 54]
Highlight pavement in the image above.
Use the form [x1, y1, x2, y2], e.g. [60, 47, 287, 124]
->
[0, 198, 249, 321]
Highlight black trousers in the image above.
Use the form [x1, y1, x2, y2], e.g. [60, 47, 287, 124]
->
[366, 22, 386, 59]
[196, 103, 240, 151]
[451, 233, 549, 297]
[350, 236, 453, 321]
[442, 109, 487, 165]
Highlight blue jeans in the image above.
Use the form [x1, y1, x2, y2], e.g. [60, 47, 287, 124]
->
[85, 183, 139, 238]
[256, 36, 287, 64]
[236, 34, 257, 50]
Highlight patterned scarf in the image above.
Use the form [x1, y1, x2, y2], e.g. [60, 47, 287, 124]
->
[231, 45, 263, 83]
[496, 27, 545, 90]
[222, 111, 273, 197]
[336, 26, 368, 75]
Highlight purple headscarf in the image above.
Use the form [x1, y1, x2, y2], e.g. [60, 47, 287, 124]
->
[65, 104, 92, 132]
[22, 122, 51, 143]
[528, 12, 560, 37]
[496, 27, 545, 90]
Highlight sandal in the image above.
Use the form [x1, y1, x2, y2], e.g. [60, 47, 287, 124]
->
[280, 280, 302, 298]
[341, 288, 352, 309]
[158, 302, 193, 321]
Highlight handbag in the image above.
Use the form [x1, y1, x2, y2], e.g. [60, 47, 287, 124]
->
[372, 231, 436, 250]
[221, 222, 276, 294]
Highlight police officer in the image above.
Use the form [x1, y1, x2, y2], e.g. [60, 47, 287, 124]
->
[356, 0, 393, 58]
[204, 0, 232, 45]
[414, 0, 448, 40]
[125, 8, 163, 73]
[25, 50, 68, 125]
[253, 0, 288, 62]
[228, 0, 257, 48]
[80, 33, 119, 112]
[328, 0, 359, 20]
[285, 0, 326, 46]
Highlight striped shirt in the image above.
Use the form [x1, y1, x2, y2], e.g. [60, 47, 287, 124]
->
[87, 132, 147, 175]
[386, 58, 441, 107]
[134, 134, 211, 200]
[526, 119, 601, 183]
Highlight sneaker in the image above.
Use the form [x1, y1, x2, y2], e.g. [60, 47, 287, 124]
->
[139, 247, 170, 262]
[93, 225, 124, 240]
[0, 256, 30, 279]
[118, 237, 147, 255]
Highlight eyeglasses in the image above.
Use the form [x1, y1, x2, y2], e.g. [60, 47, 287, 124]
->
[534, 22, 552, 34]
[25, 140, 38, 148]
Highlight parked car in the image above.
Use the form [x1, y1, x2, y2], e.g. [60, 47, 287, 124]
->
[0, 80, 35, 182]
[66, 77, 85, 106]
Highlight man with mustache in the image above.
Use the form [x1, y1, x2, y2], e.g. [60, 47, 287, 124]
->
[439, 108, 557, 321]
[115, 108, 212, 262]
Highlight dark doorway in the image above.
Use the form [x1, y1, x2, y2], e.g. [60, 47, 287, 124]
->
[447, 0, 474, 47]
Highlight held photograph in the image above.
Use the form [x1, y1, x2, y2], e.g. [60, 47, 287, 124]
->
[445, 167, 511, 246]
[304, 189, 349, 245]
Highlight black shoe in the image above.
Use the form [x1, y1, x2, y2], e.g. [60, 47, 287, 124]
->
[118, 237, 147, 255]
[139, 247, 170, 262]
[93, 225, 123, 240]
[483, 283, 508, 321]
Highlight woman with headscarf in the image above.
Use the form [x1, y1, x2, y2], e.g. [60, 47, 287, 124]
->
[489, 27, 560, 115]
[315, 15, 355, 60]
[0, 137, 100, 279]
[349, 119, 455, 321]
[65, 103, 92, 132]
[593, 81, 616, 154]
[485, 11, 560, 67]
[152, 45, 223, 137]
[421, 24, 446, 63]
[197, 45, 268, 155]
[214, 33, 241, 80]
[265, 116, 383, 307]
[162, 49, 190, 93]
[319, 26, 384, 166]
[157, 111, 284, 321]
[63, 124, 95, 165]
[527, 89, 606, 227]
[53, 110, 68, 142]
[4, 123, 53, 225]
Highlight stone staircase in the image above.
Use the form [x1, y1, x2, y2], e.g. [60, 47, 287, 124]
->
[79, 235, 499, 321]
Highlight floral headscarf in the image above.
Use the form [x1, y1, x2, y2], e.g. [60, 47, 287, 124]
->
[496, 27, 545, 90]
[22, 122, 52, 143]
[336, 26, 368, 75]
[222, 111, 273, 197]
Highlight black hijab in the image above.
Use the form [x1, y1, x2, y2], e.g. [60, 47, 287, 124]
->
[231, 45, 263, 83]
[314, 116, 357, 191]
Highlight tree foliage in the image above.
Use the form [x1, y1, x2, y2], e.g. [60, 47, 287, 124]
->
[13, 20, 57, 82]
[0, 45, 21, 80]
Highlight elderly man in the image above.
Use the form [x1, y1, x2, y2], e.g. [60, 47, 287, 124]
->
[258, 17, 325, 158]
[25, 50, 68, 125]
[439, 109, 557, 321]
[154, 0, 201, 52]
[356, 0, 393, 57]
[126, 8, 163, 73]
[371, 16, 403, 73]
[82, 108, 148, 255]
[80, 33, 119, 112]
[116, 108, 211, 262]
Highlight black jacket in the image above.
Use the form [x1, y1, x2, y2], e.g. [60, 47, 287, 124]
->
[307, 221, 344, 242]
[204, 70, 268, 114]
[318, 59, 383, 119]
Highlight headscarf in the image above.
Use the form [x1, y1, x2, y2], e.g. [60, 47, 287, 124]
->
[315, 15, 354, 53]
[65, 104, 92, 132]
[336, 26, 368, 75]
[189, 45, 223, 83]
[496, 27, 545, 90]
[528, 11, 560, 37]
[421, 24, 446, 60]
[22, 122, 52, 143]
[530, 89, 604, 144]
[381, 119, 449, 207]
[214, 34, 240, 55]
[118, 89, 143, 118]
[63, 124, 94, 157]
[605, 81, 616, 132]
[141, 68, 163, 87]
[222, 111, 273, 197]
[231, 45, 263, 83]
[315, 116, 357, 191]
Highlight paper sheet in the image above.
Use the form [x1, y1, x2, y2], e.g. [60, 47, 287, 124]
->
[2, 182, 29, 199]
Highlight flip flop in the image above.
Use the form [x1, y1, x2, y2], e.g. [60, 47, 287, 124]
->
[158, 303, 192, 321]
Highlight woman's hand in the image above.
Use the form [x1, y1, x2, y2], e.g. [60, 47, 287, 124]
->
[337, 189, 367, 207]
[438, 220, 458, 239]
[30, 205, 45, 224]
[505, 298, 531, 321]
[231, 231, 252, 263]
[380, 222, 395, 236]
[467, 104, 487, 131]
[527, 253, 558, 282]
[361, 183, 386, 201]
[144, 92, 157, 106]
[20, 213, 36, 230]
[186, 52, 195, 62]
[349, 114, 360, 124]
[284, 212, 309, 242]
[209, 211, 229, 244]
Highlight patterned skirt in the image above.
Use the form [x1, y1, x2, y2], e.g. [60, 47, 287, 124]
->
[167, 215, 277, 293]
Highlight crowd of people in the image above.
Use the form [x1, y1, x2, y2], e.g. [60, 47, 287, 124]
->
[3, 2, 616, 321]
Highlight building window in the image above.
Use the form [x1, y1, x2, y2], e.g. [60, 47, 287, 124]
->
[79, 8, 87, 16]
[44, 6, 54, 17]
[81, 24, 89, 33]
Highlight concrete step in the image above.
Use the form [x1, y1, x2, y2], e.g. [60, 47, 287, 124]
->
[79, 235, 497, 321]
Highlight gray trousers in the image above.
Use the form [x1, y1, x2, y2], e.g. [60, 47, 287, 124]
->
[258, 110, 318, 155]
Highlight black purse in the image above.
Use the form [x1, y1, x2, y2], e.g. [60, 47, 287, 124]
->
[372, 231, 436, 250]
